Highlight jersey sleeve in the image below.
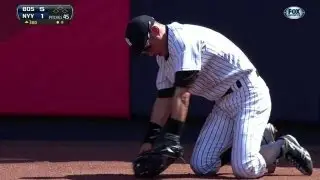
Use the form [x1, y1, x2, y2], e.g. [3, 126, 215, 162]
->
[156, 56, 174, 90]
[174, 41, 202, 72]
[173, 41, 202, 87]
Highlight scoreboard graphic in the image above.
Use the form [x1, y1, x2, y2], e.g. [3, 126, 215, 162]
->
[16, 4, 74, 25]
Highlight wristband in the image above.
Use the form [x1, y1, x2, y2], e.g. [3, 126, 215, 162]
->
[163, 117, 184, 136]
[157, 87, 175, 98]
[143, 122, 162, 144]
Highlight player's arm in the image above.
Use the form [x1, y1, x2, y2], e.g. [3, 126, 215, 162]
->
[150, 89, 174, 126]
[144, 75, 199, 146]
[163, 44, 201, 138]
[141, 58, 175, 146]
[171, 71, 198, 121]
[162, 71, 199, 136]
[142, 89, 174, 145]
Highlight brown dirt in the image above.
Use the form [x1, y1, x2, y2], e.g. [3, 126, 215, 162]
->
[0, 141, 319, 180]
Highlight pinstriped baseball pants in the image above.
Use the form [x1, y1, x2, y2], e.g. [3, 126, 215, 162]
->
[190, 75, 271, 178]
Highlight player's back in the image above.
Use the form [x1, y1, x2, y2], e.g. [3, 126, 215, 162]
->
[169, 22, 255, 73]
[166, 22, 261, 100]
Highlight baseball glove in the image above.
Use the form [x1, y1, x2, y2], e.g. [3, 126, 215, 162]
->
[133, 132, 185, 178]
[132, 150, 177, 178]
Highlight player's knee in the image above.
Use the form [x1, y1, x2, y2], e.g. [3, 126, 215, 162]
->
[190, 158, 219, 176]
[231, 160, 264, 179]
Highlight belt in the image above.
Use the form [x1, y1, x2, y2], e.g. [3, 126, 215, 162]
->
[221, 71, 260, 98]
[222, 80, 242, 97]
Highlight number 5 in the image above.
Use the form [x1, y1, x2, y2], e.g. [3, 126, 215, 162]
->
[39, 7, 45, 11]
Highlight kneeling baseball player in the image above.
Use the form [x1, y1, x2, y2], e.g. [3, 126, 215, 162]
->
[124, 15, 313, 178]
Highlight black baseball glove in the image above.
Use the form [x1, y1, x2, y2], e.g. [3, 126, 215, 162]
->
[132, 150, 176, 178]
[132, 139, 184, 178]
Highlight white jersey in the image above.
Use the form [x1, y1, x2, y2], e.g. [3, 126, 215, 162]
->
[155, 22, 275, 178]
[156, 22, 262, 101]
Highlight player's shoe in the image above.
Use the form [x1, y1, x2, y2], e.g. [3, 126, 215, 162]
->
[261, 123, 278, 146]
[261, 123, 278, 174]
[279, 135, 313, 175]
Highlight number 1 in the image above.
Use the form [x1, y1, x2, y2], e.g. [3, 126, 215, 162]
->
[41, 14, 44, 19]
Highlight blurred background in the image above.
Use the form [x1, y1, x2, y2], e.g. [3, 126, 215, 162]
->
[0, 0, 319, 141]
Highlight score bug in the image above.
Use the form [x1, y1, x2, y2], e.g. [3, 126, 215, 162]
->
[17, 4, 74, 25]
[21, 6, 45, 12]
[22, 6, 35, 12]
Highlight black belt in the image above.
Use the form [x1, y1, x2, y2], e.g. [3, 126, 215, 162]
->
[222, 80, 242, 97]
[221, 71, 260, 98]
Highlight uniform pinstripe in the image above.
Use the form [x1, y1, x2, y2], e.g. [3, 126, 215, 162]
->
[156, 22, 272, 178]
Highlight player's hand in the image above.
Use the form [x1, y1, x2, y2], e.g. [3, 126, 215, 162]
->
[139, 143, 152, 154]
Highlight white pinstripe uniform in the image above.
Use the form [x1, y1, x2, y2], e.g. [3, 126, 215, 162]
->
[156, 22, 272, 178]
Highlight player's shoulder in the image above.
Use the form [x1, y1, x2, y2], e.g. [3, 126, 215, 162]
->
[168, 21, 214, 32]
[167, 22, 183, 31]
[168, 22, 217, 42]
[167, 22, 207, 49]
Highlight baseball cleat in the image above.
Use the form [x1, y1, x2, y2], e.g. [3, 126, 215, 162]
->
[262, 123, 278, 174]
[261, 123, 278, 146]
[279, 135, 313, 175]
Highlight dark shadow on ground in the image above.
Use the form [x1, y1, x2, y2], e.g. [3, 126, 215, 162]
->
[1, 117, 319, 144]
[0, 118, 319, 168]
[1, 140, 319, 169]
[19, 173, 310, 180]
[0, 141, 141, 163]
[18, 174, 242, 180]
[0, 117, 201, 141]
